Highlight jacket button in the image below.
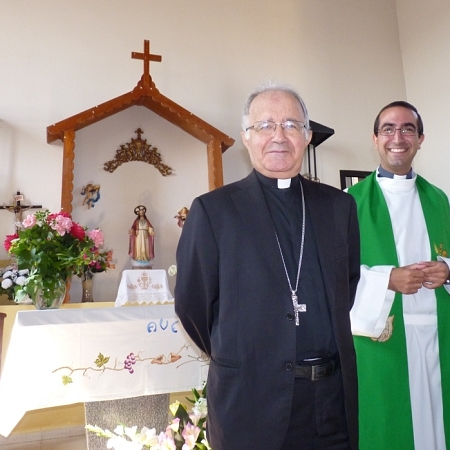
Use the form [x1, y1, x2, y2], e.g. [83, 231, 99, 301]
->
[286, 362, 294, 372]
[286, 313, 294, 321]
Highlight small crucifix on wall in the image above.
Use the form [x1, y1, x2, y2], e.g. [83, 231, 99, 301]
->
[0, 191, 42, 232]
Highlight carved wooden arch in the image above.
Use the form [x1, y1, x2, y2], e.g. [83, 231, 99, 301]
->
[46, 40, 235, 213]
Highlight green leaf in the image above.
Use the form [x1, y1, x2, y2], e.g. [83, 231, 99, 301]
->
[174, 402, 191, 425]
[94, 353, 110, 368]
[173, 433, 185, 450]
[62, 375, 73, 385]
[197, 417, 206, 429]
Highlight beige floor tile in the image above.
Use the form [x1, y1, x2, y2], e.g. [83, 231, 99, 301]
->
[0, 434, 87, 450]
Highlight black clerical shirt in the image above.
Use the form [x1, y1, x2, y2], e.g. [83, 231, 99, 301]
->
[256, 171, 337, 362]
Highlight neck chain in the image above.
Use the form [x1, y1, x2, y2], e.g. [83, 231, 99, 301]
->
[274, 180, 306, 326]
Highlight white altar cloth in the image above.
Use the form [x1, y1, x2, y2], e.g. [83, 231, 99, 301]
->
[0, 305, 208, 437]
[115, 269, 174, 306]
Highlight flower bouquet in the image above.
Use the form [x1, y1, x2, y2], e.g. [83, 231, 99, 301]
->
[86, 385, 210, 450]
[4, 210, 113, 307]
[74, 235, 115, 281]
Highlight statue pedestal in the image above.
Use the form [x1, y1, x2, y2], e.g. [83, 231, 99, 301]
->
[115, 270, 173, 305]
[85, 394, 169, 449]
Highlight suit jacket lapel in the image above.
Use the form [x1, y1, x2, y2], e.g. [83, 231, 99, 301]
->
[231, 171, 288, 291]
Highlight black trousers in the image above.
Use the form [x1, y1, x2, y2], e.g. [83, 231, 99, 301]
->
[281, 368, 350, 450]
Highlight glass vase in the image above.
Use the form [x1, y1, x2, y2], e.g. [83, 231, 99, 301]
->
[33, 278, 67, 310]
[81, 277, 94, 303]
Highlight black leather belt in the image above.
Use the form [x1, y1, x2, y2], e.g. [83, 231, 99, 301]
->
[294, 355, 340, 381]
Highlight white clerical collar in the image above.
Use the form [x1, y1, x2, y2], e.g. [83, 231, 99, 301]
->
[277, 178, 291, 189]
[377, 170, 417, 194]
[254, 170, 296, 189]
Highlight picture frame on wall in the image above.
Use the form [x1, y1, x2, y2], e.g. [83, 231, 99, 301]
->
[339, 170, 372, 190]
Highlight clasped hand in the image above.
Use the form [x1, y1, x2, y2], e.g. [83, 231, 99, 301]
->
[388, 261, 449, 294]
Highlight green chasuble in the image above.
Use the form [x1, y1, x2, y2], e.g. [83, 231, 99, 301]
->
[348, 172, 450, 449]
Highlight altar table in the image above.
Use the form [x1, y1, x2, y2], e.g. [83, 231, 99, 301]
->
[115, 269, 174, 306]
[0, 304, 208, 437]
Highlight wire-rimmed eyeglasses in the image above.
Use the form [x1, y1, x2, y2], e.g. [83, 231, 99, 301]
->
[378, 125, 418, 136]
[245, 120, 306, 135]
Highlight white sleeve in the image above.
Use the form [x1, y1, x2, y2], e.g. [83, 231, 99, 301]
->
[350, 264, 396, 338]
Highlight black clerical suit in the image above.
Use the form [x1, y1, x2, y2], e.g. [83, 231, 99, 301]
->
[175, 170, 360, 450]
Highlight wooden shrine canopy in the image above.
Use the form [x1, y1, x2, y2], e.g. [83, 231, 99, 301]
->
[46, 40, 235, 213]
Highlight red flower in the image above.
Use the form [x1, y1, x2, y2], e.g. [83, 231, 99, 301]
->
[4, 233, 19, 252]
[70, 222, 86, 240]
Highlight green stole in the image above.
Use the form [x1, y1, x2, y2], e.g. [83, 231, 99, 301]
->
[348, 172, 450, 449]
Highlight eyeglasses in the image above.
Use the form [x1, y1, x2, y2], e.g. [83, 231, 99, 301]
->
[245, 120, 306, 135]
[378, 125, 418, 136]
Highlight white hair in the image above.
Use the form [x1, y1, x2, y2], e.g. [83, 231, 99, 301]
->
[241, 81, 310, 139]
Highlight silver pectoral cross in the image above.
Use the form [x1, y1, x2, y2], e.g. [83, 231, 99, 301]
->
[291, 291, 306, 326]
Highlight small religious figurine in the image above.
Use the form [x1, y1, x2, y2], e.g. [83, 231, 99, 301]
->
[81, 184, 101, 209]
[174, 207, 189, 228]
[129, 205, 155, 269]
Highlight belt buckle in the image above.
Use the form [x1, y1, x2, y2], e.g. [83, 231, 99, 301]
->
[311, 361, 333, 381]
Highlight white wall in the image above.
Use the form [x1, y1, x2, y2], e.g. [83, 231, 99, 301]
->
[0, 0, 409, 301]
[397, 0, 450, 193]
[295, 0, 406, 185]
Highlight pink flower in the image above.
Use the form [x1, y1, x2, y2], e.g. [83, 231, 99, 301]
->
[157, 432, 176, 450]
[47, 211, 71, 221]
[181, 422, 201, 449]
[22, 214, 37, 228]
[48, 213, 73, 236]
[166, 418, 180, 433]
[88, 229, 104, 247]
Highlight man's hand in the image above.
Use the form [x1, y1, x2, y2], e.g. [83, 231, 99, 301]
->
[420, 261, 449, 289]
[388, 263, 427, 294]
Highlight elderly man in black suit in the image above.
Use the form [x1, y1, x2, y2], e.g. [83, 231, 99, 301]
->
[175, 82, 360, 450]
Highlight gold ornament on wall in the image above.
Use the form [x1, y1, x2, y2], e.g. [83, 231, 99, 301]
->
[104, 128, 172, 176]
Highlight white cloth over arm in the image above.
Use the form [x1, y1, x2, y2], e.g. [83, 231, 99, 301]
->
[350, 264, 395, 337]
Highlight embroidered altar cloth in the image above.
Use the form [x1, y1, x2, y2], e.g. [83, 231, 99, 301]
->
[0, 304, 207, 437]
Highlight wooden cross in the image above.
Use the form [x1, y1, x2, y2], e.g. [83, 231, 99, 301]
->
[131, 40, 162, 86]
[0, 191, 42, 232]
